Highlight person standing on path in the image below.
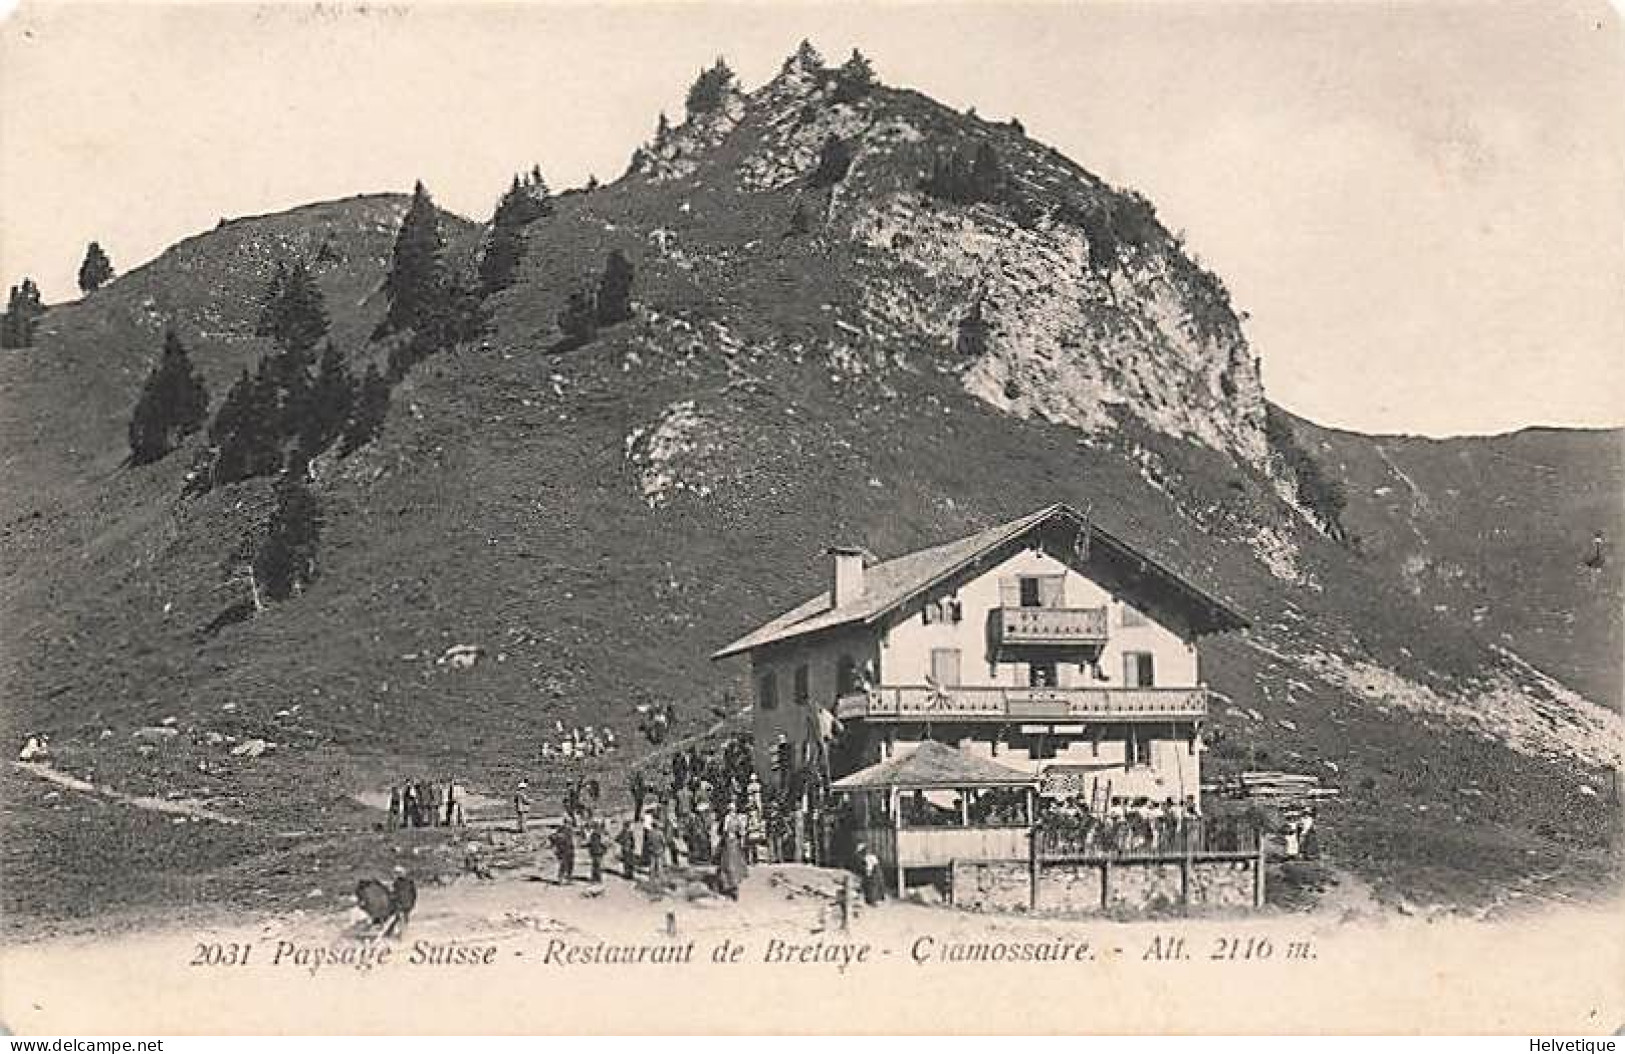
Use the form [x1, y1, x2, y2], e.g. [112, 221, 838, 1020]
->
[617, 819, 639, 881]
[660, 796, 681, 867]
[587, 819, 607, 883]
[513, 780, 532, 834]
[859, 843, 884, 906]
[550, 821, 577, 884]
[629, 770, 648, 823]
[715, 804, 747, 900]
[645, 817, 668, 883]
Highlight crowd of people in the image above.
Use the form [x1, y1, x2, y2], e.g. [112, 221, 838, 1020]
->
[636, 702, 678, 746]
[1033, 795, 1321, 859]
[539, 722, 617, 761]
[1036, 795, 1211, 855]
[1281, 811, 1320, 859]
[529, 733, 787, 900]
[387, 779, 465, 829]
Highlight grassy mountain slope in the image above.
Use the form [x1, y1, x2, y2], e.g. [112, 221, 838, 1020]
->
[1286, 413, 1623, 708]
[2, 53, 1618, 935]
[0, 194, 477, 510]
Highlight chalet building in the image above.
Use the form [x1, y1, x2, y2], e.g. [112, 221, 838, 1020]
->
[712, 504, 1248, 809]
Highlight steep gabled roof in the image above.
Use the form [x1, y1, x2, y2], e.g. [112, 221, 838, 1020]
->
[831, 741, 1039, 791]
[711, 503, 1247, 660]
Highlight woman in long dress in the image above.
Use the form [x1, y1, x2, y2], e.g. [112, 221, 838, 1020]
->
[716, 805, 747, 899]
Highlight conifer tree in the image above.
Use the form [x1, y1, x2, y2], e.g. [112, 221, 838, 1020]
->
[297, 340, 355, 459]
[1, 279, 45, 348]
[1265, 405, 1349, 542]
[830, 49, 877, 104]
[790, 39, 825, 73]
[380, 181, 450, 338]
[77, 242, 114, 294]
[255, 262, 289, 337]
[971, 141, 1004, 201]
[809, 135, 854, 188]
[685, 58, 736, 118]
[339, 365, 392, 455]
[479, 168, 553, 296]
[921, 144, 1005, 206]
[128, 329, 209, 465]
[210, 363, 283, 486]
[253, 470, 323, 601]
[255, 259, 330, 446]
[259, 260, 329, 361]
[596, 250, 634, 325]
[556, 288, 597, 349]
[956, 300, 992, 359]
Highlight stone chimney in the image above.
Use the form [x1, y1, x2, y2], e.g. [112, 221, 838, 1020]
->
[826, 545, 870, 609]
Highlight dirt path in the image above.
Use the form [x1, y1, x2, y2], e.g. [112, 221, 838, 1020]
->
[12, 761, 239, 825]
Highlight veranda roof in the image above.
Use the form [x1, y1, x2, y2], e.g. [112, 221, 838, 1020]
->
[831, 741, 1039, 792]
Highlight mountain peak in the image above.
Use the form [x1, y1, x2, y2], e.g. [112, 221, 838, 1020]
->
[616, 53, 1266, 463]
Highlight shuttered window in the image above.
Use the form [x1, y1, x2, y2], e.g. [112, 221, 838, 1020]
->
[1122, 652, 1155, 688]
[1005, 574, 1065, 608]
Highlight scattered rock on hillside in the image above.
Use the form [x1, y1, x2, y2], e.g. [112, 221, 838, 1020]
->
[437, 644, 484, 669]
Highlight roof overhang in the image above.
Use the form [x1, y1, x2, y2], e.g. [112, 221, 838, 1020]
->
[711, 503, 1248, 661]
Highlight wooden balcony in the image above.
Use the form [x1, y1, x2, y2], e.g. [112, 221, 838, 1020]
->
[835, 685, 1209, 723]
[992, 606, 1108, 648]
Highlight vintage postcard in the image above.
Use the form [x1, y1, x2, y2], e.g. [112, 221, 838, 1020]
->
[1, 0, 1621, 1036]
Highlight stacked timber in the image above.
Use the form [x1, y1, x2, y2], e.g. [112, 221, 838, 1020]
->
[1205, 771, 1340, 805]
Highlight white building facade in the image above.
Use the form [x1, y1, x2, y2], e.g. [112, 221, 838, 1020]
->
[714, 505, 1247, 809]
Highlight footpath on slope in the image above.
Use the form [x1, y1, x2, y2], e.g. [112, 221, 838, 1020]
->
[13, 760, 240, 825]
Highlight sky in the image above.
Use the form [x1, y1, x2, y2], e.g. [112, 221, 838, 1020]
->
[2, 1, 1622, 437]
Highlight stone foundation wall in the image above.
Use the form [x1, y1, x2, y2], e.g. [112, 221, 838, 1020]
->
[951, 856, 1259, 916]
[1187, 859, 1255, 908]
[1105, 860, 1184, 912]
[949, 860, 1030, 912]
[1037, 862, 1106, 913]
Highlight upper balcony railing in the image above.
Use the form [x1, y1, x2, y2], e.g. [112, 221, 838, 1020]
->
[992, 606, 1109, 648]
[835, 685, 1208, 723]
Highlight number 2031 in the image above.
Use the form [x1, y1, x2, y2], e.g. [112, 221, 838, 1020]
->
[191, 942, 254, 966]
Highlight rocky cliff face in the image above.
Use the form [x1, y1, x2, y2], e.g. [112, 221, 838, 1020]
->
[623, 48, 1267, 465]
